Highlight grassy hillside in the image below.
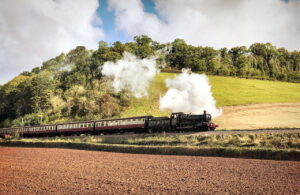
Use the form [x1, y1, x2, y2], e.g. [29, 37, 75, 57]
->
[121, 73, 300, 117]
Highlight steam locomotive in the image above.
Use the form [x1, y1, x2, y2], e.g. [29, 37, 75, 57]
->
[0, 111, 217, 138]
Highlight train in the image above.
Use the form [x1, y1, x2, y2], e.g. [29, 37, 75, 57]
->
[0, 111, 218, 138]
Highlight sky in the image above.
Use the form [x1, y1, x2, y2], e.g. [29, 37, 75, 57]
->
[0, 0, 300, 84]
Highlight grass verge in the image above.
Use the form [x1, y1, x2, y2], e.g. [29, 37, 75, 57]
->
[0, 141, 299, 161]
[1, 132, 299, 161]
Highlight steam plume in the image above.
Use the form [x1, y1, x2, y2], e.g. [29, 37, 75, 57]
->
[159, 69, 222, 118]
[102, 52, 158, 98]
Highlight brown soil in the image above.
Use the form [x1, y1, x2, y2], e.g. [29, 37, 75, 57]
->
[213, 103, 300, 130]
[0, 147, 299, 195]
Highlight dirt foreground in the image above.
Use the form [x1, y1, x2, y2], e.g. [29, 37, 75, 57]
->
[0, 147, 299, 195]
[213, 102, 300, 130]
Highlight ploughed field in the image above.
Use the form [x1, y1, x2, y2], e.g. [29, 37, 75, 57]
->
[213, 102, 300, 130]
[1, 147, 299, 195]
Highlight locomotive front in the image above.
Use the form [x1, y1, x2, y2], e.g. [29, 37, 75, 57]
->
[171, 110, 218, 131]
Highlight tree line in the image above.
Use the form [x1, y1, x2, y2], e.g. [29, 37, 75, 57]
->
[0, 35, 299, 127]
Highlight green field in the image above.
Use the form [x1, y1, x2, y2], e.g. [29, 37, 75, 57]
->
[121, 73, 300, 117]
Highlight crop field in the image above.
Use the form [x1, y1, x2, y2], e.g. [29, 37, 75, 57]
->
[121, 72, 300, 117]
[0, 147, 299, 195]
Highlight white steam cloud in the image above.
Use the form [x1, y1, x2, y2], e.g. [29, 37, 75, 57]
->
[108, 0, 300, 50]
[159, 70, 222, 118]
[0, 0, 104, 84]
[102, 52, 158, 98]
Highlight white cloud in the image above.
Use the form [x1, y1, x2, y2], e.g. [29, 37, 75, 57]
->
[0, 0, 104, 84]
[108, 0, 300, 50]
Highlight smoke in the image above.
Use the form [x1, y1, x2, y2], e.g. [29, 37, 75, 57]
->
[159, 69, 222, 118]
[108, 0, 300, 50]
[0, 0, 104, 84]
[102, 52, 159, 98]
[102, 52, 222, 118]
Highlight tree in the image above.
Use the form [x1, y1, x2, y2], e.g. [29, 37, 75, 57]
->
[133, 35, 155, 58]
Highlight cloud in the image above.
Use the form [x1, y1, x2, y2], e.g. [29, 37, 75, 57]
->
[108, 0, 300, 50]
[0, 0, 104, 84]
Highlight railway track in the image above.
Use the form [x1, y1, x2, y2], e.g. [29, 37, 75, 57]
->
[190, 128, 300, 136]
[32, 128, 300, 140]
